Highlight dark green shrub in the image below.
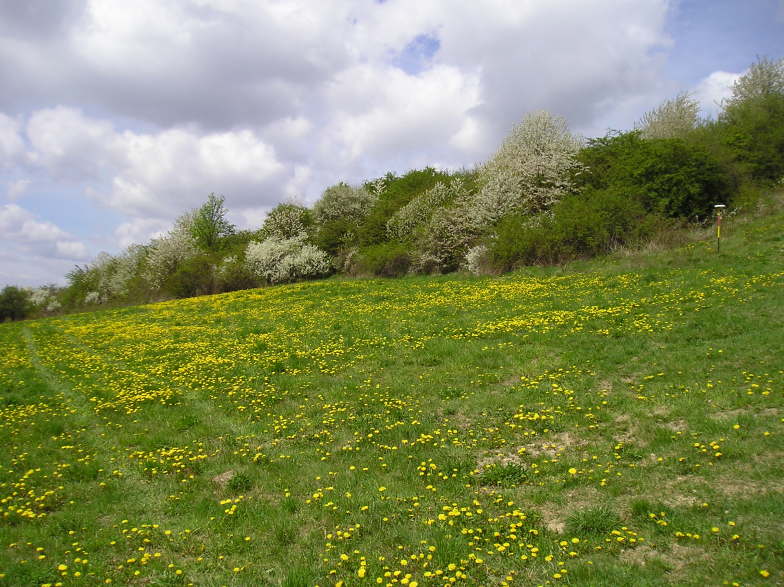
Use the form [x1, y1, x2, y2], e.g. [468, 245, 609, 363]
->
[314, 217, 356, 256]
[578, 131, 734, 219]
[163, 255, 215, 298]
[216, 254, 257, 293]
[720, 93, 784, 183]
[358, 167, 455, 246]
[490, 188, 656, 269]
[0, 286, 32, 322]
[354, 242, 412, 277]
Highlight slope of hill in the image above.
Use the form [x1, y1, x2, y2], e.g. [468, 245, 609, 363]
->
[1, 208, 782, 585]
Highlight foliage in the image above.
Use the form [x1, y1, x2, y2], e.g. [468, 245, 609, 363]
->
[190, 193, 236, 252]
[474, 110, 583, 225]
[63, 264, 101, 308]
[313, 182, 376, 226]
[313, 182, 376, 255]
[215, 254, 257, 293]
[28, 285, 62, 314]
[464, 244, 492, 276]
[490, 188, 656, 269]
[245, 236, 331, 284]
[578, 131, 734, 219]
[358, 168, 455, 245]
[719, 93, 784, 183]
[724, 56, 784, 109]
[260, 203, 313, 240]
[145, 214, 200, 290]
[0, 285, 31, 321]
[353, 242, 412, 277]
[162, 254, 216, 299]
[387, 177, 471, 242]
[637, 92, 700, 139]
[413, 203, 481, 273]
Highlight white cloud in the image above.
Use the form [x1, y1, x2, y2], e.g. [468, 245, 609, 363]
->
[693, 70, 742, 118]
[0, 113, 24, 166]
[114, 217, 170, 249]
[56, 240, 88, 258]
[0, 203, 68, 241]
[24, 107, 287, 218]
[320, 64, 482, 173]
[0, 203, 89, 276]
[6, 179, 31, 200]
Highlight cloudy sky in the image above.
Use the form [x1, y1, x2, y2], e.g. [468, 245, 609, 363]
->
[1, 0, 782, 287]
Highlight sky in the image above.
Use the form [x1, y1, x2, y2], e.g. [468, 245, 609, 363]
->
[0, 0, 782, 287]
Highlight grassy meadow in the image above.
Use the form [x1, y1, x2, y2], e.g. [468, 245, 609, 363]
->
[1, 208, 783, 586]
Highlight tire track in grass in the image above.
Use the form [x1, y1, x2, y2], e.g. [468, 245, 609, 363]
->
[21, 324, 208, 501]
[21, 324, 264, 583]
[49, 323, 256, 441]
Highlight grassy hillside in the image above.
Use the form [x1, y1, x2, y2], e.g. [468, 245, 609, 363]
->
[1, 207, 782, 586]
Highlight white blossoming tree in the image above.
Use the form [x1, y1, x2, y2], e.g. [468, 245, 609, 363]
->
[637, 92, 700, 139]
[245, 235, 331, 284]
[473, 111, 583, 225]
[144, 212, 199, 290]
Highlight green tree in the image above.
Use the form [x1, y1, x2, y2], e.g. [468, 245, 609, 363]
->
[191, 193, 235, 251]
[719, 57, 784, 183]
[0, 286, 32, 322]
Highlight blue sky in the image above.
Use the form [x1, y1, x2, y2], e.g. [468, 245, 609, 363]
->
[0, 0, 782, 287]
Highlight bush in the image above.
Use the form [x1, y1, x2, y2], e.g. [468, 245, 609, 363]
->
[490, 188, 656, 269]
[145, 216, 199, 290]
[353, 242, 412, 277]
[215, 255, 258, 293]
[359, 168, 455, 245]
[162, 255, 217, 298]
[246, 236, 332, 284]
[473, 110, 583, 225]
[413, 203, 481, 274]
[387, 177, 471, 242]
[636, 92, 700, 139]
[313, 182, 376, 226]
[29, 286, 62, 315]
[720, 93, 784, 183]
[259, 203, 313, 240]
[578, 131, 734, 219]
[0, 286, 32, 322]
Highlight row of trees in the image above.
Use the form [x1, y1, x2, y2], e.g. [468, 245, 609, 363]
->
[4, 57, 783, 320]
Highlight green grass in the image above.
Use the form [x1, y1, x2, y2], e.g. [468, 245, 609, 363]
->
[1, 205, 783, 586]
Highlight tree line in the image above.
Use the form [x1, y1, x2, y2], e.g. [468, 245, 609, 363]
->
[3, 56, 783, 321]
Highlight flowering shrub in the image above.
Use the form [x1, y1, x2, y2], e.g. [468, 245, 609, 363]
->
[245, 236, 331, 284]
[473, 110, 583, 225]
[144, 215, 199, 289]
[413, 204, 480, 274]
[464, 243, 492, 275]
[313, 183, 376, 225]
[29, 286, 62, 313]
[637, 93, 700, 140]
[84, 291, 102, 305]
[260, 203, 312, 240]
[386, 178, 470, 241]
